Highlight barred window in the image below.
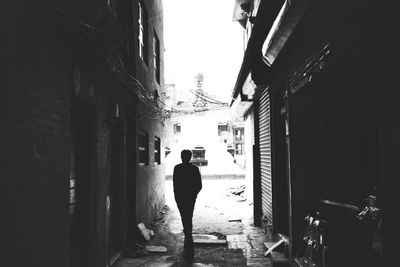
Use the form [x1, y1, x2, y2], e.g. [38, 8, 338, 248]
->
[173, 123, 181, 134]
[154, 137, 161, 165]
[138, 131, 149, 166]
[153, 31, 160, 84]
[218, 123, 229, 135]
[138, 1, 148, 64]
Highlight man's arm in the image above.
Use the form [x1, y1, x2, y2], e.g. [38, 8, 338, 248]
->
[194, 166, 202, 194]
[173, 165, 177, 193]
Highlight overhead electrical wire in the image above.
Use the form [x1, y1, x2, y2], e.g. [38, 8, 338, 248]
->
[189, 89, 229, 106]
[54, 5, 171, 121]
[54, 4, 232, 121]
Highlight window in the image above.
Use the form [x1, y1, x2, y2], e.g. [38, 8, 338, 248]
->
[138, 131, 149, 166]
[235, 143, 243, 155]
[153, 31, 160, 84]
[235, 128, 244, 141]
[165, 146, 171, 157]
[192, 148, 205, 160]
[154, 136, 161, 165]
[173, 123, 181, 134]
[138, 1, 148, 64]
[107, 0, 115, 10]
[218, 123, 229, 136]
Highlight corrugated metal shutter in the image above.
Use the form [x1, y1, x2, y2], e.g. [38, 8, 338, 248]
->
[249, 111, 255, 146]
[245, 109, 255, 209]
[258, 88, 272, 223]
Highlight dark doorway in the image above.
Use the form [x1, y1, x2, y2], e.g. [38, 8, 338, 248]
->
[126, 116, 136, 243]
[70, 96, 96, 267]
[272, 96, 289, 236]
[109, 121, 123, 256]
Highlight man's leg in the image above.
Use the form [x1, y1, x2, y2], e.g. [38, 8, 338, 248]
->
[184, 196, 196, 236]
[175, 194, 196, 236]
[176, 194, 197, 259]
[183, 195, 197, 260]
[175, 195, 189, 234]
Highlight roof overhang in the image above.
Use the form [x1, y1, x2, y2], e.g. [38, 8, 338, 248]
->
[230, 93, 253, 120]
[231, 0, 287, 105]
[232, 0, 252, 28]
[231, 0, 310, 107]
[262, 0, 310, 66]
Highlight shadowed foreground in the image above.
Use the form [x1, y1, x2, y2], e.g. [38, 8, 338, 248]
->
[114, 179, 272, 266]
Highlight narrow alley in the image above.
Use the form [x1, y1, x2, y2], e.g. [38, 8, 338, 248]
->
[2, 0, 400, 267]
[114, 178, 272, 267]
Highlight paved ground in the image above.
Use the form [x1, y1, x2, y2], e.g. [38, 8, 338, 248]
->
[114, 178, 272, 267]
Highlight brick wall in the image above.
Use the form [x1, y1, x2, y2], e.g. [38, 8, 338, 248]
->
[1, 1, 167, 265]
[0, 5, 112, 266]
[0, 14, 71, 266]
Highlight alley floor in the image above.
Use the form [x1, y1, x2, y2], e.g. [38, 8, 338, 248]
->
[114, 178, 272, 267]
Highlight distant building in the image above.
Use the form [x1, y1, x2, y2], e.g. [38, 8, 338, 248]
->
[165, 73, 245, 176]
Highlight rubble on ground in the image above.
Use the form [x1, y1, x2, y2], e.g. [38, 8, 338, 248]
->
[229, 184, 245, 196]
[145, 245, 168, 253]
[137, 222, 153, 240]
[227, 184, 247, 202]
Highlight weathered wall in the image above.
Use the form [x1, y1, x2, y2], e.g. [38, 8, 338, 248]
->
[136, 117, 165, 225]
[0, 0, 167, 265]
[133, 0, 166, 226]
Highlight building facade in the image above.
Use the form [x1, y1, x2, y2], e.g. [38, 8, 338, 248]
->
[232, 0, 399, 266]
[0, 1, 165, 266]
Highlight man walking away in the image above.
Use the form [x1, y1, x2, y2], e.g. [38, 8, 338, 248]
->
[173, 149, 202, 260]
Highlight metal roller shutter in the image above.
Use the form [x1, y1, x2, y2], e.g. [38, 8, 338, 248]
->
[249, 111, 255, 146]
[258, 88, 272, 223]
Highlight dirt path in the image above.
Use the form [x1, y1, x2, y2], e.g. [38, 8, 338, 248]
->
[114, 178, 271, 266]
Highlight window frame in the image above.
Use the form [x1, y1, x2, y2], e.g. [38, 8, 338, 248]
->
[138, 131, 149, 166]
[173, 123, 181, 134]
[218, 123, 229, 136]
[153, 30, 161, 84]
[138, 1, 148, 64]
[235, 143, 243, 155]
[154, 136, 161, 165]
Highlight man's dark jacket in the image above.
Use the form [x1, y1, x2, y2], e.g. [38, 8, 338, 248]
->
[173, 162, 202, 196]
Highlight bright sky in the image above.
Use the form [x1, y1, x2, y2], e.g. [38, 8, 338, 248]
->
[163, 0, 244, 103]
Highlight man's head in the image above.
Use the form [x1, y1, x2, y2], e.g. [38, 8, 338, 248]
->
[181, 149, 192, 163]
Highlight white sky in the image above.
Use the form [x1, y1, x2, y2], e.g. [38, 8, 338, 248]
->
[163, 0, 244, 103]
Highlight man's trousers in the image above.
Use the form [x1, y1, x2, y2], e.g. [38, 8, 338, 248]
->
[174, 193, 197, 237]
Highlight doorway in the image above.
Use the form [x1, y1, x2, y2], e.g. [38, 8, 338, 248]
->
[70, 96, 96, 267]
[272, 95, 289, 236]
[126, 116, 136, 243]
[109, 121, 123, 256]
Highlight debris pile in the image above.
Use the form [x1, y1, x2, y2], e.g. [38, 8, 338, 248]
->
[137, 222, 154, 241]
[145, 245, 168, 253]
[123, 206, 169, 259]
[228, 184, 247, 202]
[192, 232, 227, 245]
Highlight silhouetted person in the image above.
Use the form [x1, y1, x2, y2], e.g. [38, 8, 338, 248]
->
[173, 149, 202, 260]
